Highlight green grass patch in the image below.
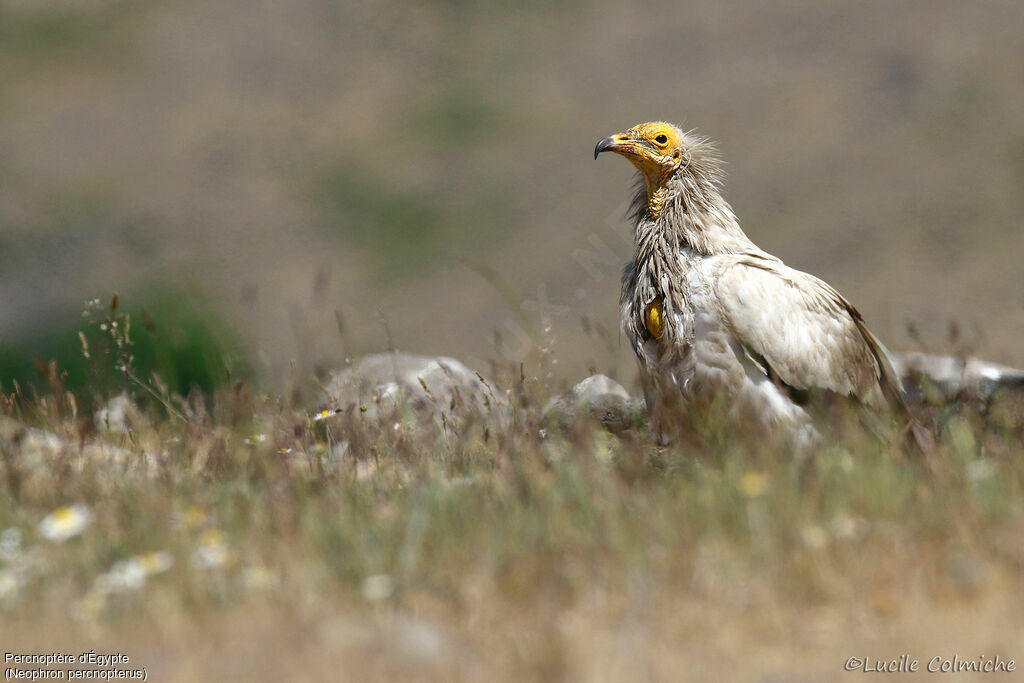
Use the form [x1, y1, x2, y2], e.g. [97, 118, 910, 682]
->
[0, 289, 246, 408]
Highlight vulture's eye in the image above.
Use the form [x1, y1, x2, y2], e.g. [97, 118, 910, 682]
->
[654, 134, 668, 144]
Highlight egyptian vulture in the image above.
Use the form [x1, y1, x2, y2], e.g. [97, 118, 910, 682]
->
[595, 121, 923, 451]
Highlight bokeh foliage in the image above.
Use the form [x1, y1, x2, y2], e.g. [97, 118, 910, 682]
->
[0, 290, 245, 406]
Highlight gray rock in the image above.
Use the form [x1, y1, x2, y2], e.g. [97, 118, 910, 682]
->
[892, 352, 1024, 402]
[94, 392, 133, 434]
[320, 353, 510, 430]
[0, 415, 149, 475]
[544, 374, 644, 432]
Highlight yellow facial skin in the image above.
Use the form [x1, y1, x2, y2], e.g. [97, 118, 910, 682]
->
[594, 122, 684, 217]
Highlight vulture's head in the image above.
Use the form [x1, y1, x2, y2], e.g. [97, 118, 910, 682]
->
[595, 121, 725, 218]
[594, 121, 684, 182]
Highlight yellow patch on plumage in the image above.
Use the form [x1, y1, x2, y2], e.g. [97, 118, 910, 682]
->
[645, 297, 665, 340]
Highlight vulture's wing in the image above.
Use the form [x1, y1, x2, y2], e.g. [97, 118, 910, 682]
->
[714, 254, 903, 408]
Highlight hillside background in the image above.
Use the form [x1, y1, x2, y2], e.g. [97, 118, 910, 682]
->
[2, 0, 1022, 391]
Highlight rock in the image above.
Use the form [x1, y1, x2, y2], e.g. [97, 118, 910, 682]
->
[0, 415, 149, 476]
[320, 353, 510, 431]
[544, 374, 644, 432]
[892, 352, 1024, 402]
[94, 393, 134, 434]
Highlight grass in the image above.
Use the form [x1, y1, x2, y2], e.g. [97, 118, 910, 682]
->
[0, 290, 245, 410]
[1, 310, 1022, 680]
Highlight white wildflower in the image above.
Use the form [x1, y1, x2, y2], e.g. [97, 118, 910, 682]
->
[100, 559, 148, 593]
[194, 529, 230, 569]
[38, 505, 91, 543]
[137, 549, 174, 575]
[95, 550, 174, 595]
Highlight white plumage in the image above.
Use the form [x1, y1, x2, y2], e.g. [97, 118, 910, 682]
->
[597, 121, 914, 449]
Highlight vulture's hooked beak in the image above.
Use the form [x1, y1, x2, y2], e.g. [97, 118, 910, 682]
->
[594, 135, 621, 159]
[594, 133, 652, 160]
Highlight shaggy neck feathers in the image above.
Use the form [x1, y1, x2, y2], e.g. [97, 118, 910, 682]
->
[631, 137, 758, 259]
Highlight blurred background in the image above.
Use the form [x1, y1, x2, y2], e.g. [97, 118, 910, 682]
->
[2, 0, 1022, 396]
